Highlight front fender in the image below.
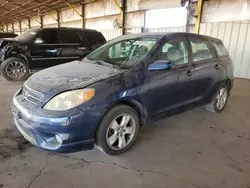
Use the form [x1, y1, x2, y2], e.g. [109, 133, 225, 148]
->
[5, 43, 30, 63]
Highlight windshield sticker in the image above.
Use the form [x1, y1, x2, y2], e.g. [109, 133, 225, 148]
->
[133, 41, 155, 46]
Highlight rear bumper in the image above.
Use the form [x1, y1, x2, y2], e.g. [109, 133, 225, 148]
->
[12, 91, 104, 153]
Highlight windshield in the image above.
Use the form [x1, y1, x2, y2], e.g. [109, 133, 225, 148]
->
[87, 37, 158, 68]
[15, 28, 38, 41]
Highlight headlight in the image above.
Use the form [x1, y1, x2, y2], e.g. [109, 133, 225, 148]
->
[44, 88, 95, 111]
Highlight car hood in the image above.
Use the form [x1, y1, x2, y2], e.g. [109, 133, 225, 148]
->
[25, 59, 124, 94]
[0, 38, 19, 47]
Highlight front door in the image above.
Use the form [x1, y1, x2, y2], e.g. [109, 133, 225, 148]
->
[30, 29, 62, 69]
[188, 36, 223, 101]
[141, 35, 195, 120]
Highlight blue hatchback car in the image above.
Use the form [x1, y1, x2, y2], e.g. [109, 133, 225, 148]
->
[12, 33, 234, 155]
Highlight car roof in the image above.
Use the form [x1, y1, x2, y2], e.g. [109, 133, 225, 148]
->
[112, 32, 222, 43]
[35, 27, 99, 33]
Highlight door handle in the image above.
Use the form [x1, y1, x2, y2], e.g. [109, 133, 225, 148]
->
[214, 64, 220, 70]
[186, 70, 192, 76]
[77, 47, 86, 50]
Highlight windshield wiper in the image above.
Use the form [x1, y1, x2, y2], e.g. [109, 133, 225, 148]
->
[93, 59, 121, 69]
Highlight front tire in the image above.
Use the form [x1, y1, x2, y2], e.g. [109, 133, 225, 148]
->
[0, 57, 29, 81]
[96, 105, 140, 155]
[206, 83, 229, 113]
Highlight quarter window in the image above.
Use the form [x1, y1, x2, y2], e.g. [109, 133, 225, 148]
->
[156, 38, 189, 66]
[212, 41, 229, 57]
[189, 38, 215, 62]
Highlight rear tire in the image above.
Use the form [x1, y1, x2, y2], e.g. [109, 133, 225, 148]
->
[0, 57, 29, 81]
[96, 105, 140, 155]
[206, 83, 229, 113]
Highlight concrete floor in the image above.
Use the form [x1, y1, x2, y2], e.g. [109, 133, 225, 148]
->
[0, 76, 250, 188]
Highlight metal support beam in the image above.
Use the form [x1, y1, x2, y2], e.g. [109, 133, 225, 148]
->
[19, 20, 22, 34]
[6, 24, 9, 32]
[195, 0, 204, 34]
[121, 0, 126, 35]
[29, 16, 42, 25]
[28, 18, 31, 29]
[81, 4, 85, 29]
[20, 20, 30, 27]
[40, 16, 44, 28]
[13, 22, 20, 30]
[64, 0, 82, 18]
[57, 11, 60, 28]
[44, 9, 58, 22]
[112, 0, 124, 32]
[12, 23, 14, 33]
[64, 0, 85, 28]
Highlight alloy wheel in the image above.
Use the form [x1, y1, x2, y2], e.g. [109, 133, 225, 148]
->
[5, 61, 26, 79]
[106, 114, 136, 150]
[216, 88, 228, 110]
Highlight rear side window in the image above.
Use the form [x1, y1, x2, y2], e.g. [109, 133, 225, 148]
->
[212, 41, 229, 57]
[189, 37, 215, 62]
[83, 31, 106, 50]
[59, 30, 81, 44]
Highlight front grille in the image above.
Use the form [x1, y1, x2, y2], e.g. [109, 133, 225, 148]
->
[22, 85, 42, 104]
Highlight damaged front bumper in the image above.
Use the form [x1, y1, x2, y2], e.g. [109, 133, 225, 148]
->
[12, 90, 100, 153]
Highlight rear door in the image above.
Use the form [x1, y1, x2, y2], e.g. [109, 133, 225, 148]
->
[188, 36, 223, 101]
[30, 29, 62, 69]
[57, 29, 89, 63]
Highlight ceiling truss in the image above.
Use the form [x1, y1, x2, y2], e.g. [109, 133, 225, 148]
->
[0, 0, 96, 25]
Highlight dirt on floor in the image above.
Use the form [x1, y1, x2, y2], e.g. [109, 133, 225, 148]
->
[0, 76, 250, 188]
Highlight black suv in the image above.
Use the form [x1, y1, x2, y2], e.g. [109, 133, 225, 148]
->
[0, 28, 106, 81]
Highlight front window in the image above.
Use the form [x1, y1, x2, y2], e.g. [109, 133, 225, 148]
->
[39, 30, 59, 44]
[87, 37, 158, 68]
[156, 37, 189, 66]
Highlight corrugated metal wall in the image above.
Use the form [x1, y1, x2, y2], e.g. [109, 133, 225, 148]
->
[145, 27, 186, 32]
[199, 21, 250, 79]
[43, 12, 58, 28]
[98, 26, 186, 42]
[202, 0, 250, 23]
[99, 29, 122, 41]
[60, 6, 82, 28]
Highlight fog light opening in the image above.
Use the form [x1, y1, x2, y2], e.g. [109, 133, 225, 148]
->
[55, 134, 63, 144]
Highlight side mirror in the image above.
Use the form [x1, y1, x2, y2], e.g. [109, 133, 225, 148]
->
[34, 38, 44, 44]
[148, 60, 172, 71]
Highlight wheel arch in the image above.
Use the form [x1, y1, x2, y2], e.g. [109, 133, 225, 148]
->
[224, 78, 232, 92]
[114, 99, 147, 126]
[207, 78, 232, 103]
[7, 52, 30, 66]
[96, 98, 148, 131]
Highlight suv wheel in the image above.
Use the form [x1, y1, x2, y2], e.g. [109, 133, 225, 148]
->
[206, 83, 229, 113]
[96, 105, 140, 155]
[0, 57, 29, 81]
